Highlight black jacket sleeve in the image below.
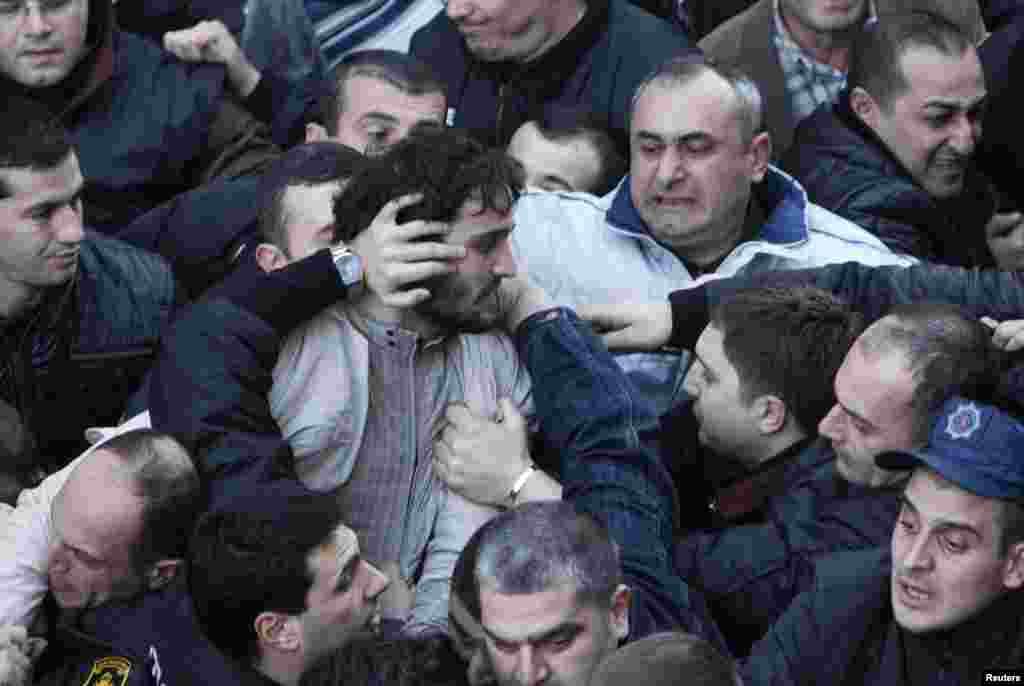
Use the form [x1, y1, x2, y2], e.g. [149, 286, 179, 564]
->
[670, 261, 1024, 332]
[148, 252, 347, 505]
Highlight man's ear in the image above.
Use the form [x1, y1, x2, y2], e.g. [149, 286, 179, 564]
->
[1002, 541, 1024, 590]
[752, 395, 788, 435]
[145, 559, 183, 591]
[305, 122, 329, 143]
[608, 585, 631, 643]
[254, 612, 302, 655]
[748, 131, 772, 183]
[255, 243, 289, 273]
[849, 87, 880, 130]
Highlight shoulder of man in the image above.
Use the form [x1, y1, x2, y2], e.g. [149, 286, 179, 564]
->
[698, 0, 769, 57]
[78, 234, 177, 304]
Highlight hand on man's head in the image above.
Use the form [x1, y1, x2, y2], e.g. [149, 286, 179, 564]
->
[350, 193, 465, 308]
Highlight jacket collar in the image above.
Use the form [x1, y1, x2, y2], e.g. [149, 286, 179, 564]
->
[476, 0, 609, 92]
[711, 436, 816, 522]
[0, 0, 115, 117]
[606, 165, 812, 248]
[901, 588, 1024, 676]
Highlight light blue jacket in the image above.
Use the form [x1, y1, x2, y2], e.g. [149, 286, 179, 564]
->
[512, 165, 916, 411]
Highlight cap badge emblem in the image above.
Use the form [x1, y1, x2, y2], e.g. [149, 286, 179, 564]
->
[945, 402, 981, 440]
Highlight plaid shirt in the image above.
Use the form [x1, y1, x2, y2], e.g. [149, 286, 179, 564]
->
[773, 0, 850, 122]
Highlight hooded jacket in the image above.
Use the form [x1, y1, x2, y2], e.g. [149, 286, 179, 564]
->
[0, 0, 278, 232]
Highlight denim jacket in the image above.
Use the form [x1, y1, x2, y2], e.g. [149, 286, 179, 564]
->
[513, 308, 728, 654]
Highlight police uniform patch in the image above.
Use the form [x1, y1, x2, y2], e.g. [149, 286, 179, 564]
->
[82, 656, 132, 686]
[945, 402, 982, 440]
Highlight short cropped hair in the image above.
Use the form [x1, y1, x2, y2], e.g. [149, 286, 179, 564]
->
[630, 56, 764, 144]
[100, 430, 200, 572]
[0, 97, 74, 199]
[319, 50, 446, 137]
[472, 501, 622, 610]
[858, 303, 1003, 444]
[531, 106, 626, 195]
[257, 141, 364, 254]
[332, 125, 524, 243]
[188, 487, 344, 664]
[300, 636, 469, 686]
[590, 632, 742, 686]
[849, 11, 975, 110]
[711, 287, 864, 436]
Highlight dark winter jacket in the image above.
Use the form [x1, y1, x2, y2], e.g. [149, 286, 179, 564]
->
[409, 0, 696, 150]
[0, 0, 278, 233]
[743, 548, 1024, 685]
[675, 439, 902, 656]
[148, 252, 349, 502]
[668, 259, 1024, 335]
[782, 95, 997, 267]
[33, 580, 262, 686]
[0, 234, 179, 496]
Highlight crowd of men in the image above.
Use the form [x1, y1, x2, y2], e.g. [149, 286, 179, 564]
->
[2, 0, 1024, 684]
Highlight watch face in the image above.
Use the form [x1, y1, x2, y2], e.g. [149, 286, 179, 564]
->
[338, 253, 363, 286]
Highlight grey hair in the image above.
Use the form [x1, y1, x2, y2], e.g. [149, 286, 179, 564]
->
[858, 303, 1001, 445]
[473, 501, 622, 608]
[629, 55, 765, 143]
[101, 430, 201, 570]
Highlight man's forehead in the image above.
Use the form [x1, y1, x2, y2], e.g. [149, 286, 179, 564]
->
[632, 73, 740, 138]
[0, 154, 83, 203]
[283, 181, 340, 217]
[342, 75, 446, 120]
[693, 325, 726, 365]
[479, 584, 586, 640]
[449, 194, 515, 241]
[325, 523, 359, 560]
[836, 341, 915, 416]
[906, 468, 999, 533]
[898, 45, 985, 101]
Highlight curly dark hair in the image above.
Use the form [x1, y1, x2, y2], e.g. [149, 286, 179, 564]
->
[332, 124, 524, 243]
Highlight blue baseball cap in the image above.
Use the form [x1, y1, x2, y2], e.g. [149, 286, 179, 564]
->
[876, 396, 1024, 501]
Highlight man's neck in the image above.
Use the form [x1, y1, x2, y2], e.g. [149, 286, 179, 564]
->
[675, 199, 752, 274]
[523, 0, 588, 63]
[256, 653, 300, 686]
[779, 3, 860, 71]
[351, 292, 446, 342]
[751, 428, 807, 468]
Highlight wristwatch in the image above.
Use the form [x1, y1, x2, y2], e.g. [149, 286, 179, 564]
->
[330, 244, 365, 289]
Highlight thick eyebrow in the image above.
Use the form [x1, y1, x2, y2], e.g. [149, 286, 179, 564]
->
[334, 553, 361, 592]
[691, 352, 716, 381]
[466, 225, 514, 246]
[899, 494, 983, 540]
[540, 175, 572, 192]
[357, 112, 401, 127]
[22, 184, 83, 217]
[922, 95, 988, 112]
[836, 399, 874, 429]
[634, 130, 712, 147]
[483, 620, 583, 646]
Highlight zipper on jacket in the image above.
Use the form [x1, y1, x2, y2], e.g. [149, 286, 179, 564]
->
[496, 82, 506, 145]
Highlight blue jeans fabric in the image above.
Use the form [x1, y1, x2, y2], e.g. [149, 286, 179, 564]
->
[514, 308, 728, 654]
